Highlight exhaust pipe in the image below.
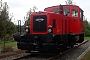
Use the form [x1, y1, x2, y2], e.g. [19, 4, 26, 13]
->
[13, 20, 21, 42]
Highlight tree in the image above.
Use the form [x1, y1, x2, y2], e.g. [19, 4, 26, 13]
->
[0, 2, 15, 38]
[24, 6, 37, 27]
[84, 19, 90, 36]
[0, 2, 9, 49]
[6, 21, 15, 36]
[0, 2, 9, 38]
[65, 0, 75, 5]
[0, 2, 15, 49]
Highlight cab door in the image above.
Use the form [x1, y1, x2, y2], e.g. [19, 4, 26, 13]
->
[70, 7, 80, 34]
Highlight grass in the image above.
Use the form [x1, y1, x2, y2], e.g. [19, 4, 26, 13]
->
[80, 37, 90, 60]
[80, 50, 90, 60]
[0, 41, 17, 48]
[84, 37, 90, 40]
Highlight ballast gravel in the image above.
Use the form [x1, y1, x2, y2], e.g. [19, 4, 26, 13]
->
[56, 40, 90, 60]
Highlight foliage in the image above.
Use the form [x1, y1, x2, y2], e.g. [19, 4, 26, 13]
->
[6, 21, 16, 36]
[24, 6, 37, 27]
[0, 2, 15, 39]
[14, 25, 25, 34]
[0, 2, 16, 49]
[84, 20, 90, 36]
[65, 0, 75, 5]
[0, 2, 9, 38]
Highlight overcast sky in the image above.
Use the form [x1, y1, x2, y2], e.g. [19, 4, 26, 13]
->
[2, 0, 90, 25]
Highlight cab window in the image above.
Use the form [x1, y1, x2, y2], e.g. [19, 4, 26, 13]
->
[80, 9, 83, 20]
[72, 9, 78, 17]
[64, 8, 70, 16]
[45, 10, 50, 12]
[53, 8, 59, 13]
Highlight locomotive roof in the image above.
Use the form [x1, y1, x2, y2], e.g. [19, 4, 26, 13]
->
[44, 5, 83, 11]
[44, 5, 79, 8]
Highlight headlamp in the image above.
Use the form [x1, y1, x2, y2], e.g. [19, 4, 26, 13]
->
[48, 29, 52, 33]
[48, 25, 52, 33]
[25, 26, 29, 32]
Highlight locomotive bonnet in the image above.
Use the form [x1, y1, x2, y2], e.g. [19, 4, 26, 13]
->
[14, 4, 84, 53]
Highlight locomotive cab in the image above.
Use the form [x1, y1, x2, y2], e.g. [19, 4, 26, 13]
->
[45, 5, 84, 43]
[14, 4, 84, 54]
[44, 5, 83, 19]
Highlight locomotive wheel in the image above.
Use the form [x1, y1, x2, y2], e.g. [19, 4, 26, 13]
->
[45, 33, 53, 43]
[70, 43, 74, 48]
[77, 34, 84, 43]
[68, 35, 75, 48]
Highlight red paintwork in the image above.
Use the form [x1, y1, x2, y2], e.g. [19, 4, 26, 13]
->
[30, 5, 84, 35]
[44, 6, 59, 13]
[30, 12, 49, 34]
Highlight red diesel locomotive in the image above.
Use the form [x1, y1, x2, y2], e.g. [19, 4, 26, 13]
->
[14, 4, 84, 53]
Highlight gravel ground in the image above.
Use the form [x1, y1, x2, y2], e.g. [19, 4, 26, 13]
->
[1, 53, 30, 60]
[56, 40, 90, 60]
[19, 54, 53, 60]
[0, 52, 16, 56]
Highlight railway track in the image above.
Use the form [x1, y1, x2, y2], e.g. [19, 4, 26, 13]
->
[13, 54, 52, 60]
[48, 40, 88, 60]
[10, 40, 89, 60]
